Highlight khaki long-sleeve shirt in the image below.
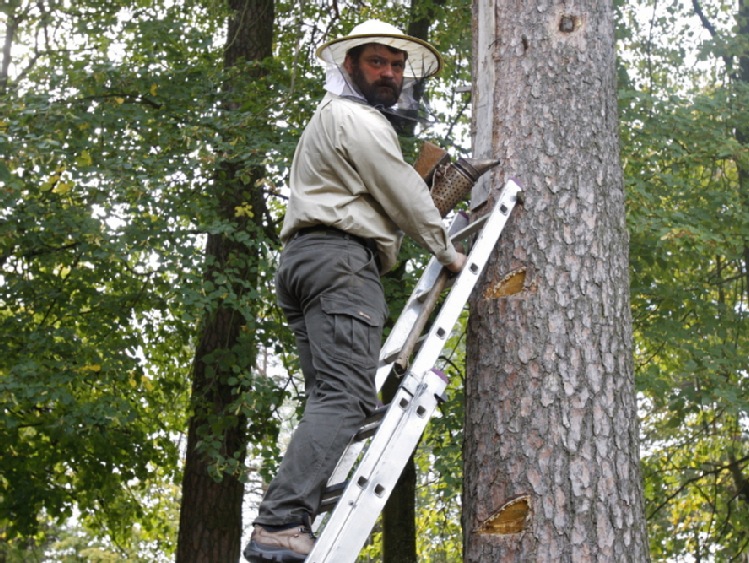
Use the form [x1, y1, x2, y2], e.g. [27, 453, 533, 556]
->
[280, 93, 458, 274]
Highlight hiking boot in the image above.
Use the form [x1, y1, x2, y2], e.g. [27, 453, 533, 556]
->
[243, 524, 315, 562]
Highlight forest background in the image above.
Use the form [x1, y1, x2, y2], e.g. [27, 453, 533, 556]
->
[1, 0, 748, 561]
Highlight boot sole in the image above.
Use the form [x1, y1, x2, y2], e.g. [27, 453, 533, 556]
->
[244, 541, 308, 562]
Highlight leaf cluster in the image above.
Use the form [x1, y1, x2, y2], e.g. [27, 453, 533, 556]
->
[619, 0, 749, 557]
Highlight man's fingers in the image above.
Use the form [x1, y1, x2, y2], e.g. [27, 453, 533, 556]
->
[446, 253, 467, 273]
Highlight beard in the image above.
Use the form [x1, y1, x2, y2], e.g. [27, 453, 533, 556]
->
[350, 65, 403, 108]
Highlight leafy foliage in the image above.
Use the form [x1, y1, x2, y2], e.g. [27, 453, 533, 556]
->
[619, 0, 749, 558]
[5, 0, 748, 559]
[1, 0, 225, 553]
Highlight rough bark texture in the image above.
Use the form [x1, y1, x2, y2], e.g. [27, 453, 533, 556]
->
[463, 0, 650, 561]
[176, 1, 274, 561]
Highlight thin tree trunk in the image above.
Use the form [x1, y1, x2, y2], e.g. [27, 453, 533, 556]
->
[176, 1, 274, 561]
[736, 0, 749, 303]
[379, 4, 446, 561]
[381, 375, 418, 563]
[1, 13, 17, 94]
[731, 1, 749, 519]
[463, 0, 649, 561]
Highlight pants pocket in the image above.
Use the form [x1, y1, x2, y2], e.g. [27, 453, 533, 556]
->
[320, 294, 385, 370]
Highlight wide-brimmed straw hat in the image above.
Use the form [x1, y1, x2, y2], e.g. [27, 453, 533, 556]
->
[316, 19, 443, 79]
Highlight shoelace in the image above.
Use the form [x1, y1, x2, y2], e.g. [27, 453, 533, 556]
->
[301, 514, 317, 540]
[300, 526, 317, 540]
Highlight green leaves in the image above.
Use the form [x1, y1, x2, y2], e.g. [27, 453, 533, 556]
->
[620, 0, 749, 557]
[0, 0, 225, 553]
[9, 0, 745, 559]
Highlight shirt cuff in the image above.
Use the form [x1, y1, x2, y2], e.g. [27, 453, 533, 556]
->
[435, 244, 459, 268]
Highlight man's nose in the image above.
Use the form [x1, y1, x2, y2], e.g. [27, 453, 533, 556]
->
[380, 64, 395, 77]
[379, 61, 402, 78]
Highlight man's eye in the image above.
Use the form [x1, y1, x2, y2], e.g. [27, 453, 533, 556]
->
[365, 57, 405, 71]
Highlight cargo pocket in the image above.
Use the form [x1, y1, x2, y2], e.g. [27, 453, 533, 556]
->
[320, 294, 385, 369]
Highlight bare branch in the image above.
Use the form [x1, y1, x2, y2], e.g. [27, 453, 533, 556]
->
[692, 0, 718, 37]
[692, 0, 734, 72]
[647, 454, 749, 520]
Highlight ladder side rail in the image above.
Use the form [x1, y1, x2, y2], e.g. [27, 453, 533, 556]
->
[307, 369, 448, 563]
[311, 368, 434, 532]
[376, 212, 470, 381]
[405, 181, 521, 381]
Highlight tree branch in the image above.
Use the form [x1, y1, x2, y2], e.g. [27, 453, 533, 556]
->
[76, 92, 164, 110]
[647, 454, 749, 520]
[728, 451, 749, 504]
[691, 0, 733, 72]
[1, 12, 17, 94]
[0, 241, 82, 268]
[0, 2, 36, 94]
[691, 0, 718, 37]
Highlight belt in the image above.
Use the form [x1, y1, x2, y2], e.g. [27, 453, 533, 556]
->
[292, 226, 378, 254]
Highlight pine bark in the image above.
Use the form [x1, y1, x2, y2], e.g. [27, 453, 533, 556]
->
[176, 1, 274, 561]
[463, 0, 650, 560]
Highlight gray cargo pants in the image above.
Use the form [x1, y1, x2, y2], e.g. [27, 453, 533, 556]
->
[254, 230, 387, 526]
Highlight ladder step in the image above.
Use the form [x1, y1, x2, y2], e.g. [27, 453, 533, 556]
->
[320, 481, 347, 513]
[450, 212, 488, 243]
[318, 402, 390, 514]
[353, 405, 389, 442]
[380, 347, 401, 365]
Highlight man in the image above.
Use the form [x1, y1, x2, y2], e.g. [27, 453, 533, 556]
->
[244, 20, 466, 563]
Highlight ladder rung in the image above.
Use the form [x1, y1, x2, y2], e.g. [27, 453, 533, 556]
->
[320, 481, 347, 513]
[353, 405, 389, 442]
[380, 347, 401, 364]
[316, 405, 391, 516]
[450, 213, 488, 243]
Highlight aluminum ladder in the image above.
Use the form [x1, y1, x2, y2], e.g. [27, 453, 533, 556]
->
[307, 180, 522, 562]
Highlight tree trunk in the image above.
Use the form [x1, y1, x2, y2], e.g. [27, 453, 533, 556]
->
[463, 0, 649, 561]
[732, 0, 749, 515]
[381, 374, 418, 563]
[379, 4, 446, 561]
[737, 0, 749, 302]
[176, 1, 274, 561]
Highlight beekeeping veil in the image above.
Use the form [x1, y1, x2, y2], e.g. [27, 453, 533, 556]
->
[316, 19, 443, 122]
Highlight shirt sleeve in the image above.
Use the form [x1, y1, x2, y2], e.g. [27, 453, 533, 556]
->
[336, 107, 458, 267]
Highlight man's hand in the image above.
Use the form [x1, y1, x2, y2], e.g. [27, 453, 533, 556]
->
[445, 252, 467, 273]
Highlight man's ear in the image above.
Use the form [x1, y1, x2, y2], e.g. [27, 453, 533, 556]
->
[343, 55, 353, 75]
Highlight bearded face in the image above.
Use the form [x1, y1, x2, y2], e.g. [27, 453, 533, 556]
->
[344, 44, 406, 107]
